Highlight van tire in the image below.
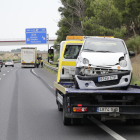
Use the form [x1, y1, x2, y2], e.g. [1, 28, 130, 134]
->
[121, 85, 129, 90]
[75, 80, 79, 89]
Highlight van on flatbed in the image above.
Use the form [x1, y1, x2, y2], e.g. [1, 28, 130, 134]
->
[54, 36, 140, 125]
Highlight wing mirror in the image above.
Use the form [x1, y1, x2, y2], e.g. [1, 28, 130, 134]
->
[129, 51, 135, 56]
[48, 49, 54, 63]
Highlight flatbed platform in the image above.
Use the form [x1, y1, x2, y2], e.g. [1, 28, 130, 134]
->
[54, 82, 140, 94]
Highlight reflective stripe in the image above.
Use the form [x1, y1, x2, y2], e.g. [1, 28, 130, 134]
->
[36, 60, 39, 64]
[64, 54, 69, 58]
[62, 61, 76, 66]
[48, 54, 53, 57]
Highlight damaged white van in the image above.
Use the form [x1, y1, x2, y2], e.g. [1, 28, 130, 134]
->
[75, 37, 135, 89]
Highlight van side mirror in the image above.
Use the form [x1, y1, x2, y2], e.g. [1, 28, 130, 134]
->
[129, 51, 135, 56]
[48, 49, 54, 63]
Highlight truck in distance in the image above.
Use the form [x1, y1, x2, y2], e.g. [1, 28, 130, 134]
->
[21, 47, 37, 68]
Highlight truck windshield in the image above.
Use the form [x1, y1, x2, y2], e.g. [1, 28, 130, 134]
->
[64, 45, 82, 59]
[83, 38, 126, 54]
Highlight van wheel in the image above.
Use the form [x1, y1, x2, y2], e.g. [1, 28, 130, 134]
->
[75, 80, 79, 89]
[121, 85, 129, 90]
[63, 108, 71, 125]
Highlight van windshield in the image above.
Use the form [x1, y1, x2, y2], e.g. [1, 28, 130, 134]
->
[83, 38, 126, 54]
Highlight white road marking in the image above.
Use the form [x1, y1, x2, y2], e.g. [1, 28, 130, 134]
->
[11, 69, 12, 70]
[7, 71, 9, 72]
[48, 85, 53, 89]
[3, 74, 5, 76]
[0, 78, 1, 80]
[89, 117, 126, 140]
[31, 69, 54, 90]
[32, 69, 37, 76]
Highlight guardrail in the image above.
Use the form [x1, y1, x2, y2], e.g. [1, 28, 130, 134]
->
[44, 63, 58, 72]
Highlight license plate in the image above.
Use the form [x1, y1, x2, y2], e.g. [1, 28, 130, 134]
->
[97, 107, 119, 112]
[98, 75, 118, 82]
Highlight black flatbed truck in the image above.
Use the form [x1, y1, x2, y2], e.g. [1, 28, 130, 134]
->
[54, 82, 140, 125]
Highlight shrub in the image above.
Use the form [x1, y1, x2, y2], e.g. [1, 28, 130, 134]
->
[54, 53, 59, 62]
[126, 36, 140, 54]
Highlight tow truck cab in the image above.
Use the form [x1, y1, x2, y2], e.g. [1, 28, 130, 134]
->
[57, 36, 83, 83]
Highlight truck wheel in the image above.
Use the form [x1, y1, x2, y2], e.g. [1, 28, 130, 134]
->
[125, 119, 133, 124]
[63, 108, 71, 125]
[56, 90, 58, 104]
[58, 102, 63, 111]
[73, 118, 81, 125]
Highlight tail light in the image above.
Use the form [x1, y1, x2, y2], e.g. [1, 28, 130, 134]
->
[77, 104, 82, 107]
[73, 107, 87, 112]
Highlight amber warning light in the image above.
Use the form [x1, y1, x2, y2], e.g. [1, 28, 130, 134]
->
[66, 36, 83, 40]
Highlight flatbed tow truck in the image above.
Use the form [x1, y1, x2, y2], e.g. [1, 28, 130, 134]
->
[54, 36, 140, 125]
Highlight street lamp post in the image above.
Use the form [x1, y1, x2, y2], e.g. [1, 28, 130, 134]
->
[47, 34, 49, 51]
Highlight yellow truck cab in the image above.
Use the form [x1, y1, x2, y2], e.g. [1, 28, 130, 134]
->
[57, 36, 84, 83]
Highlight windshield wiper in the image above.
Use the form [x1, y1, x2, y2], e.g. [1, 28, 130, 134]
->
[83, 49, 95, 52]
[95, 51, 115, 53]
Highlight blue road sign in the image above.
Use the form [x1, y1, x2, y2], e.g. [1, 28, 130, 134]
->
[25, 28, 47, 44]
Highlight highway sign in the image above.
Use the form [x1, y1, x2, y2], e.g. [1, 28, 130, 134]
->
[25, 28, 47, 44]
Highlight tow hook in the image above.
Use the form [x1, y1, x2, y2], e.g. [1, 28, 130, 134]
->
[109, 109, 120, 117]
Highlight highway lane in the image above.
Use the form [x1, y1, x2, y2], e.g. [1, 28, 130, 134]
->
[0, 66, 115, 140]
[0, 63, 20, 75]
[0, 65, 139, 140]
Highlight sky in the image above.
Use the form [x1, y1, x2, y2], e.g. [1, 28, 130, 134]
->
[0, 0, 62, 51]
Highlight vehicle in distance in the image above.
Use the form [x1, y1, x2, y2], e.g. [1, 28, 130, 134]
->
[21, 47, 37, 68]
[5, 60, 14, 67]
[75, 37, 135, 90]
[0, 60, 3, 67]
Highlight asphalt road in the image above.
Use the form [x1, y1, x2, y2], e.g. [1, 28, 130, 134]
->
[0, 63, 140, 140]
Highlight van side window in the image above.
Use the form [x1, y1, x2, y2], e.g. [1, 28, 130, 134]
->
[64, 45, 82, 59]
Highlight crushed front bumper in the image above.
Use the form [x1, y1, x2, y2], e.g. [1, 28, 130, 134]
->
[75, 71, 131, 89]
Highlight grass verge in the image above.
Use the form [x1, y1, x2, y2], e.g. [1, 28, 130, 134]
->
[44, 61, 58, 67]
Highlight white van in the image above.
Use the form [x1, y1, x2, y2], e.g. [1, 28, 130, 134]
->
[75, 37, 135, 89]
